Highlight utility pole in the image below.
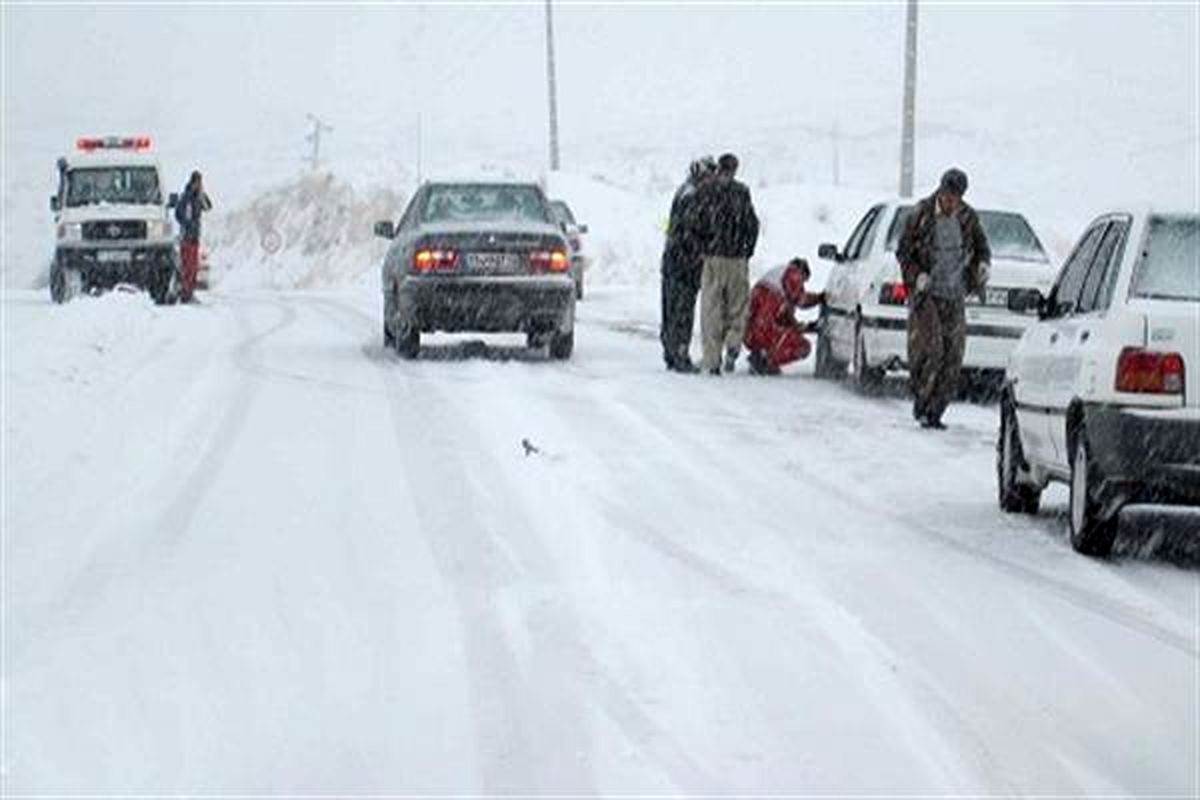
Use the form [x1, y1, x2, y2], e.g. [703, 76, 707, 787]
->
[304, 113, 333, 172]
[898, 0, 918, 198]
[416, 112, 423, 184]
[831, 119, 841, 187]
[544, 0, 561, 171]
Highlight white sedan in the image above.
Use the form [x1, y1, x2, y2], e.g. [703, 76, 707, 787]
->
[998, 209, 1199, 555]
[814, 200, 1056, 391]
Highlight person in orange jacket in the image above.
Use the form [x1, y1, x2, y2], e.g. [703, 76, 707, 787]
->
[744, 257, 826, 375]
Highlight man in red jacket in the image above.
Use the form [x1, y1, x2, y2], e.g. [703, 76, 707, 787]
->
[744, 258, 826, 375]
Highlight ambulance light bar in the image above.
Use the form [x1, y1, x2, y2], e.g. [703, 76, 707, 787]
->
[76, 136, 152, 152]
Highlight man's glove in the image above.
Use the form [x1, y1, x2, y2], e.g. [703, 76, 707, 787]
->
[915, 273, 931, 294]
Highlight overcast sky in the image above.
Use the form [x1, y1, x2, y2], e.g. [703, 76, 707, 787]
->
[3, 2, 1197, 200]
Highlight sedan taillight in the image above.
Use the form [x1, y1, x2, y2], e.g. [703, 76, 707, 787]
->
[1115, 347, 1184, 395]
[878, 281, 908, 306]
[413, 248, 457, 272]
[529, 249, 569, 272]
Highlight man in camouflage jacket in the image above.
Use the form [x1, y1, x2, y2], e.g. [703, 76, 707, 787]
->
[896, 168, 991, 429]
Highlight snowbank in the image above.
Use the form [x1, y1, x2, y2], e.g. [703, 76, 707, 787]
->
[201, 169, 910, 293]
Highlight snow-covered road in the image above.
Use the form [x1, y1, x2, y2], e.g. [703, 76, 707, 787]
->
[3, 287, 1197, 793]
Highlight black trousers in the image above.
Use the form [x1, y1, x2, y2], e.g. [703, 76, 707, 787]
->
[660, 260, 701, 365]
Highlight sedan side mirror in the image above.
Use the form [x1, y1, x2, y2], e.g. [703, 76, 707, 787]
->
[167, 192, 179, 208]
[1007, 287, 1045, 315]
[374, 220, 396, 240]
[577, 223, 589, 234]
[50, 195, 61, 212]
[817, 243, 842, 262]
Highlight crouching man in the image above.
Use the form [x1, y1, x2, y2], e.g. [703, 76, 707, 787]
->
[744, 258, 825, 376]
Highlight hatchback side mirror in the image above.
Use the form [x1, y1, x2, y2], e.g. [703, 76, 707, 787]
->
[817, 243, 842, 262]
[1007, 288, 1045, 315]
[168, 192, 179, 208]
[374, 220, 396, 240]
[50, 195, 61, 212]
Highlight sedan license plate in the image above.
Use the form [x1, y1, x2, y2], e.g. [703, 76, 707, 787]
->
[97, 250, 132, 263]
[466, 252, 518, 272]
[968, 286, 1010, 307]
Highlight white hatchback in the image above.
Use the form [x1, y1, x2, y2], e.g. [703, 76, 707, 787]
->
[814, 200, 1056, 391]
[997, 210, 1199, 555]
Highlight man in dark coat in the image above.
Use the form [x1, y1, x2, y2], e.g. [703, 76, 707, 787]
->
[660, 157, 715, 372]
[693, 152, 760, 375]
[896, 167, 991, 428]
[175, 170, 213, 302]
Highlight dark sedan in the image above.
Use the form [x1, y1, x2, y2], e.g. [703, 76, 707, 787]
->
[376, 182, 576, 359]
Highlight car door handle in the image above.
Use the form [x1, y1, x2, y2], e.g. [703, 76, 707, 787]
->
[1079, 330, 1090, 343]
[1049, 332, 1059, 344]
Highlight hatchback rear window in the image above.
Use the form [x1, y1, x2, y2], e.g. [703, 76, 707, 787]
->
[1131, 216, 1199, 302]
[886, 207, 1049, 263]
[421, 185, 549, 224]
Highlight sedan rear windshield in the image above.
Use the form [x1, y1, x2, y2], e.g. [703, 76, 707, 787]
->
[1131, 216, 1199, 302]
[886, 207, 1049, 263]
[66, 167, 161, 207]
[548, 200, 576, 225]
[421, 185, 549, 224]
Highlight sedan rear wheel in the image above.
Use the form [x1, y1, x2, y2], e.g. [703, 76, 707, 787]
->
[1069, 433, 1118, 556]
[549, 329, 574, 360]
[394, 326, 420, 359]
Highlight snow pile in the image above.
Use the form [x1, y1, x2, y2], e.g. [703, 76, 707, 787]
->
[206, 172, 406, 290]
[204, 168, 897, 292]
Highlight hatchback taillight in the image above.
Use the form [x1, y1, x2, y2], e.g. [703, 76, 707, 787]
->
[878, 281, 908, 306]
[413, 248, 457, 272]
[1115, 347, 1184, 395]
[529, 249, 569, 272]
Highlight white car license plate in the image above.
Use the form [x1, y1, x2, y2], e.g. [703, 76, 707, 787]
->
[467, 252, 517, 271]
[97, 250, 132, 263]
[968, 286, 1010, 307]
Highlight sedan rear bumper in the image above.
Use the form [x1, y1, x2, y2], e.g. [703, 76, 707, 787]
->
[398, 275, 575, 334]
[1083, 404, 1200, 507]
[859, 308, 1028, 371]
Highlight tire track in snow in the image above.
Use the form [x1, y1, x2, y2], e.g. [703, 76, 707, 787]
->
[612, 366, 1198, 660]
[307, 296, 722, 794]
[304, 298, 597, 793]
[16, 297, 297, 659]
[548, 382, 1011, 790]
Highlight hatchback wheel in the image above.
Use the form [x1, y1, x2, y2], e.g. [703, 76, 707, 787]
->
[997, 400, 1041, 513]
[1069, 432, 1118, 556]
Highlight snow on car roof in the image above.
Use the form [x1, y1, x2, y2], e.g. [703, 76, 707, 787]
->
[420, 176, 543, 188]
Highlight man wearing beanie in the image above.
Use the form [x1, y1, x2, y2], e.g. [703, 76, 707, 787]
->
[896, 167, 991, 428]
[694, 152, 760, 375]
